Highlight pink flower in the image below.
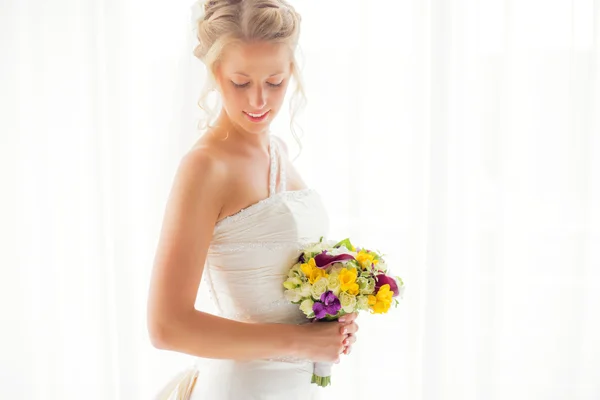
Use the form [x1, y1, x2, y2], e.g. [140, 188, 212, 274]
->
[375, 274, 400, 297]
[314, 251, 355, 269]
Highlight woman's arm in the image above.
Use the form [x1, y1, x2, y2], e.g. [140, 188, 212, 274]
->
[147, 148, 306, 360]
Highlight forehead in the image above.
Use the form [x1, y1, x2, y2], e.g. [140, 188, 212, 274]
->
[219, 41, 292, 75]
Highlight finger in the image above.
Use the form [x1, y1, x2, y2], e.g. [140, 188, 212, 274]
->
[339, 322, 359, 335]
[338, 312, 358, 323]
[342, 344, 352, 355]
[338, 312, 357, 323]
[343, 334, 357, 346]
[341, 323, 359, 335]
[341, 334, 352, 346]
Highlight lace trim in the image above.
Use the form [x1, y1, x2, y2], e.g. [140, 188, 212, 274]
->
[209, 238, 315, 254]
[263, 355, 308, 364]
[213, 188, 315, 230]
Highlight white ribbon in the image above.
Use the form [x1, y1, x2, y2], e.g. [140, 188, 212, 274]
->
[313, 361, 332, 378]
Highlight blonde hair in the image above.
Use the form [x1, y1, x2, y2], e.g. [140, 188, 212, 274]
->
[193, 0, 305, 152]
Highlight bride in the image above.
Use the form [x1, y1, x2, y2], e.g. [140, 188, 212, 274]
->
[146, 0, 360, 399]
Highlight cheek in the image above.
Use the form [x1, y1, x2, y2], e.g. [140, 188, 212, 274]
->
[268, 89, 286, 108]
[269, 81, 292, 107]
[220, 87, 244, 111]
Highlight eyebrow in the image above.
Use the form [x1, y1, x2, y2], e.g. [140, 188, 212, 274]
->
[233, 72, 285, 77]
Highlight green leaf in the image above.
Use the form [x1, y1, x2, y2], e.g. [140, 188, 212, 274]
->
[334, 238, 355, 251]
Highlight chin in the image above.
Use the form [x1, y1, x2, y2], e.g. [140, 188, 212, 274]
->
[237, 113, 275, 134]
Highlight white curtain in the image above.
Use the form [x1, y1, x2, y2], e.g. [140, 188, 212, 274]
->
[2, 0, 599, 399]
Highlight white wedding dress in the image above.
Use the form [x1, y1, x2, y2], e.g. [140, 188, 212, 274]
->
[156, 136, 329, 400]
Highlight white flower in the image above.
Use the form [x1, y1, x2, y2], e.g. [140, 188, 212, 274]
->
[328, 262, 346, 275]
[303, 242, 326, 254]
[345, 260, 360, 271]
[190, 0, 207, 31]
[283, 276, 302, 290]
[376, 262, 388, 273]
[339, 292, 357, 313]
[285, 289, 303, 303]
[311, 277, 329, 300]
[299, 298, 315, 317]
[357, 276, 375, 295]
[328, 247, 354, 256]
[356, 295, 369, 311]
[327, 275, 341, 296]
[303, 239, 339, 258]
[298, 282, 312, 297]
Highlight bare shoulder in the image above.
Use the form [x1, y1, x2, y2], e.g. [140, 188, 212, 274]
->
[167, 143, 231, 221]
[180, 144, 228, 184]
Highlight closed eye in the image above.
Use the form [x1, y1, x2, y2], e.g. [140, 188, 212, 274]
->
[232, 81, 284, 89]
[232, 81, 250, 88]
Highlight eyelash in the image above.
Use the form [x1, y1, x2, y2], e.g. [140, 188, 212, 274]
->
[232, 82, 283, 89]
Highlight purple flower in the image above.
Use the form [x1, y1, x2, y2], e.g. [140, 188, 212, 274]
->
[312, 291, 341, 319]
[312, 303, 327, 319]
[314, 251, 355, 269]
[298, 253, 305, 263]
[375, 274, 400, 297]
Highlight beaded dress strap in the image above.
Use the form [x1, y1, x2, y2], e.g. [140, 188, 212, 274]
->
[268, 136, 286, 195]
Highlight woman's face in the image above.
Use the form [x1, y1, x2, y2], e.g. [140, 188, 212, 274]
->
[215, 41, 292, 135]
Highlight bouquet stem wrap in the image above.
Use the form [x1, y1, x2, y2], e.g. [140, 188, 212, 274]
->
[312, 362, 333, 387]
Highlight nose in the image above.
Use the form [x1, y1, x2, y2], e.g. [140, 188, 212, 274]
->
[249, 85, 267, 110]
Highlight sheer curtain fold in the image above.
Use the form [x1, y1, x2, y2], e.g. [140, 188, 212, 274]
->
[2, 0, 599, 399]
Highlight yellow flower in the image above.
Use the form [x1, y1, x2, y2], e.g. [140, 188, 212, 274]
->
[301, 258, 328, 284]
[300, 258, 316, 276]
[369, 284, 393, 314]
[356, 250, 379, 270]
[339, 268, 359, 295]
[310, 268, 328, 285]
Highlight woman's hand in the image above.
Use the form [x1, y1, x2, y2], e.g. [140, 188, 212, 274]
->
[338, 312, 359, 357]
[297, 316, 359, 363]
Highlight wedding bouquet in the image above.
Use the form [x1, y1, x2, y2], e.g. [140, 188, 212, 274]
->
[283, 237, 405, 387]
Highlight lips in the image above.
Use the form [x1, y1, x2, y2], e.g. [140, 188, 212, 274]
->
[244, 110, 270, 122]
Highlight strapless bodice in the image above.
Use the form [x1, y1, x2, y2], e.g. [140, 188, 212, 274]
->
[204, 188, 329, 324]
